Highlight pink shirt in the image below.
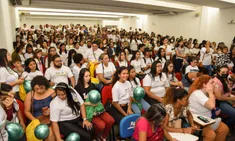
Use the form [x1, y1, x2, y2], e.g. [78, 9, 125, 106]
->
[132, 117, 153, 140]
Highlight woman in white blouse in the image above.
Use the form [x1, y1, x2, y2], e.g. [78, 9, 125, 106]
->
[130, 51, 145, 74]
[143, 60, 169, 104]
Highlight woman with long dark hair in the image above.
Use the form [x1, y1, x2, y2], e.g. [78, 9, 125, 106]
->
[44, 47, 57, 69]
[22, 58, 43, 81]
[0, 48, 24, 93]
[75, 68, 114, 140]
[132, 103, 175, 141]
[143, 61, 169, 105]
[213, 65, 235, 129]
[50, 82, 94, 141]
[108, 66, 133, 125]
[155, 48, 167, 69]
[65, 49, 76, 69]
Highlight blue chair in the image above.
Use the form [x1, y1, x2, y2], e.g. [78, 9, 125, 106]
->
[120, 114, 140, 138]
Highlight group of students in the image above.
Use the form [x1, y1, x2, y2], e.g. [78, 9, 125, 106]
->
[1, 23, 235, 141]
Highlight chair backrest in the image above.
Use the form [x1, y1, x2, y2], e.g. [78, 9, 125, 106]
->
[101, 85, 113, 105]
[120, 114, 140, 138]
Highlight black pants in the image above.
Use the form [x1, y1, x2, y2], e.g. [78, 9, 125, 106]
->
[174, 59, 183, 73]
[107, 104, 128, 125]
[58, 117, 94, 141]
[144, 94, 160, 105]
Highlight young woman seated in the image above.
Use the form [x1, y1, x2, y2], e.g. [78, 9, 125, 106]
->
[50, 82, 94, 141]
[132, 103, 177, 141]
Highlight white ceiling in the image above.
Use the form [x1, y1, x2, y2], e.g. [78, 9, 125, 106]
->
[17, 0, 235, 16]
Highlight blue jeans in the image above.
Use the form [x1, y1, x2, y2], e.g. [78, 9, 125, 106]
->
[203, 65, 212, 76]
[131, 99, 150, 114]
[219, 101, 235, 128]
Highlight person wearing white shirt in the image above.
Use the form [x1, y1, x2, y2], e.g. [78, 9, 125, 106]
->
[200, 41, 214, 75]
[58, 43, 68, 65]
[155, 48, 167, 69]
[24, 44, 34, 59]
[96, 53, 116, 88]
[22, 58, 43, 81]
[50, 82, 94, 141]
[0, 49, 24, 93]
[130, 51, 145, 74]
[73, 42, 82, 54]
[108, 67, 133, 125]
[45, 55, 75, 87]
[185, 57, 199, 74]
[141, 48, 153, 74]
[72, 53, 85, 85]
[84, 41, 103, 63]
[143, 61, 169, 105]
[138, 44, 145, 58]
[130, 35, 138, 52]
[65, 49, 76, 69]
[128, 66, 150, 114]
[160, 37, 172, 60]
[115, 51, 129, 68]
[188, 76, 229, 141]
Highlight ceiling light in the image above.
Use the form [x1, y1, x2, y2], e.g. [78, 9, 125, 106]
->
[113, 0, 196, 11]
[29, 12, 121, 18]
[17, 7, 142, 16]
[220, 0, 235, 4]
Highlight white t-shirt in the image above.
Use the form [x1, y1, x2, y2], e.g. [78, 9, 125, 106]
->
[0, 67, 19, 92]
[185, 65, 199, 74]
[189, 90, 211, 118]
[72, 64, 86, 85]
[78, 45, 88, 55]
[200, 48, 213, 65]
[131, 59, 145, 73]
[60, 52, 68, 65]
[0, 105, 8, 140]
[155, 57, 166, 69]
[141, 57, 153, 74]
[50, 91, 84, 122]
[24, 53, 33, 59]
[96, 62, 116, 79]
[143, 73, 169, 97]
[19, 54, 25, 64]
[160, 45, 172, 60]
[112, 81, 132, 104]
[130, 40, 138, 51]
[22, 71, 43, 81]
[85, 48, 104, 62]
[129, 78, 141, 97]
[117, 60, 128, 67]
[45, 66, 74, 85]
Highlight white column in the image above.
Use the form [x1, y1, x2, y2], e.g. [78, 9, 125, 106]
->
[0, 0, 19, 53]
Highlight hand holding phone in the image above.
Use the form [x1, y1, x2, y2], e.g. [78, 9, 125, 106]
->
[42, 107, 49, 116]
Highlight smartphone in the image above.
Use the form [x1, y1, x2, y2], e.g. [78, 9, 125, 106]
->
[197, 116, 209, 123]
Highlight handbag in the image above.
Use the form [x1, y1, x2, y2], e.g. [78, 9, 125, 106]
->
[31, 91, 50, 125]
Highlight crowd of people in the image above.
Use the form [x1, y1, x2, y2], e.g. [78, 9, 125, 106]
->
[1, 23, 235, 141]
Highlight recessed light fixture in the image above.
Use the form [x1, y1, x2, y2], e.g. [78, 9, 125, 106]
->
[17, 7, 143, 16]
[29, 12, 121, 18]
[113, 0, 196, 11]
[220, 0, 235, 4]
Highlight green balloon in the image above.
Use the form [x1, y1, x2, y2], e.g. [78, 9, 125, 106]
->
[133, 87, 145, 101]
[88, 90, 101, 104]
[6, 123, 24, 141]
[34, 124, 49, 140]
[65, 133, 80, 141]
[24, 80, 32, 93]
